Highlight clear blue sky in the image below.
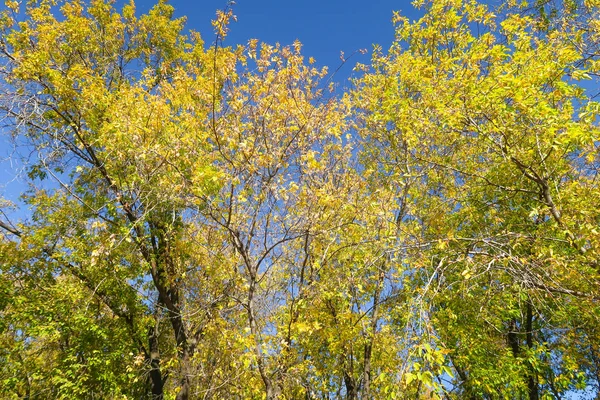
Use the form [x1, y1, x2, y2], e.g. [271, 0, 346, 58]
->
[135, 0, 418, 71]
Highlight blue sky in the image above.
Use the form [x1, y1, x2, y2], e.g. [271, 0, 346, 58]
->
[137, 0, 417, 72]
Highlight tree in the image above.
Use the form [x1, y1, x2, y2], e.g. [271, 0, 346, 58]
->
[0, 0, 240, 398]
[355, 0, 600, 397]
[0, 0, 356, 398]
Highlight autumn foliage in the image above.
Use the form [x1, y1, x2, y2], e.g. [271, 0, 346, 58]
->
[0, 0, 599, 399]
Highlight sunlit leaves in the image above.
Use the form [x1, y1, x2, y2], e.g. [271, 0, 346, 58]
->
[1, 0, 599, 398]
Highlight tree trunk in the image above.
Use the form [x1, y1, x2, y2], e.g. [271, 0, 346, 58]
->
[508, 318, 520, 357]
[247, 269, 280, 399]
[148, 325, 165, 400]
[175, 349, 191, 400]
[361, 268, 384, 398]
[526, 301, 539, 400]
[344, 371, 358, 400]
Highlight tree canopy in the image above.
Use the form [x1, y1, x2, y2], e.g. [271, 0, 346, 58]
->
[0, 0, 599, 399]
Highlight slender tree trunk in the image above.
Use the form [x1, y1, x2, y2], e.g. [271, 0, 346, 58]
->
[148, 325, 165, 400]
[148, 228, 195, 400]
[175, 348, 192, 400]
[247, 269, 280, 399]
[508, 318, 520, 357]
[161, 284, 192, 400]
[526, 301, 539, 400]
[362, 268, 384, 398]
[507, 300, 539, 400]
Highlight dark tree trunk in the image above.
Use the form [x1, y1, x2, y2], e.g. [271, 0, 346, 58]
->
[344, 371, 358, 400]
[148, 325, 165, 400]
[526, 301, 539, 400]
[508, 318, 520, 357]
